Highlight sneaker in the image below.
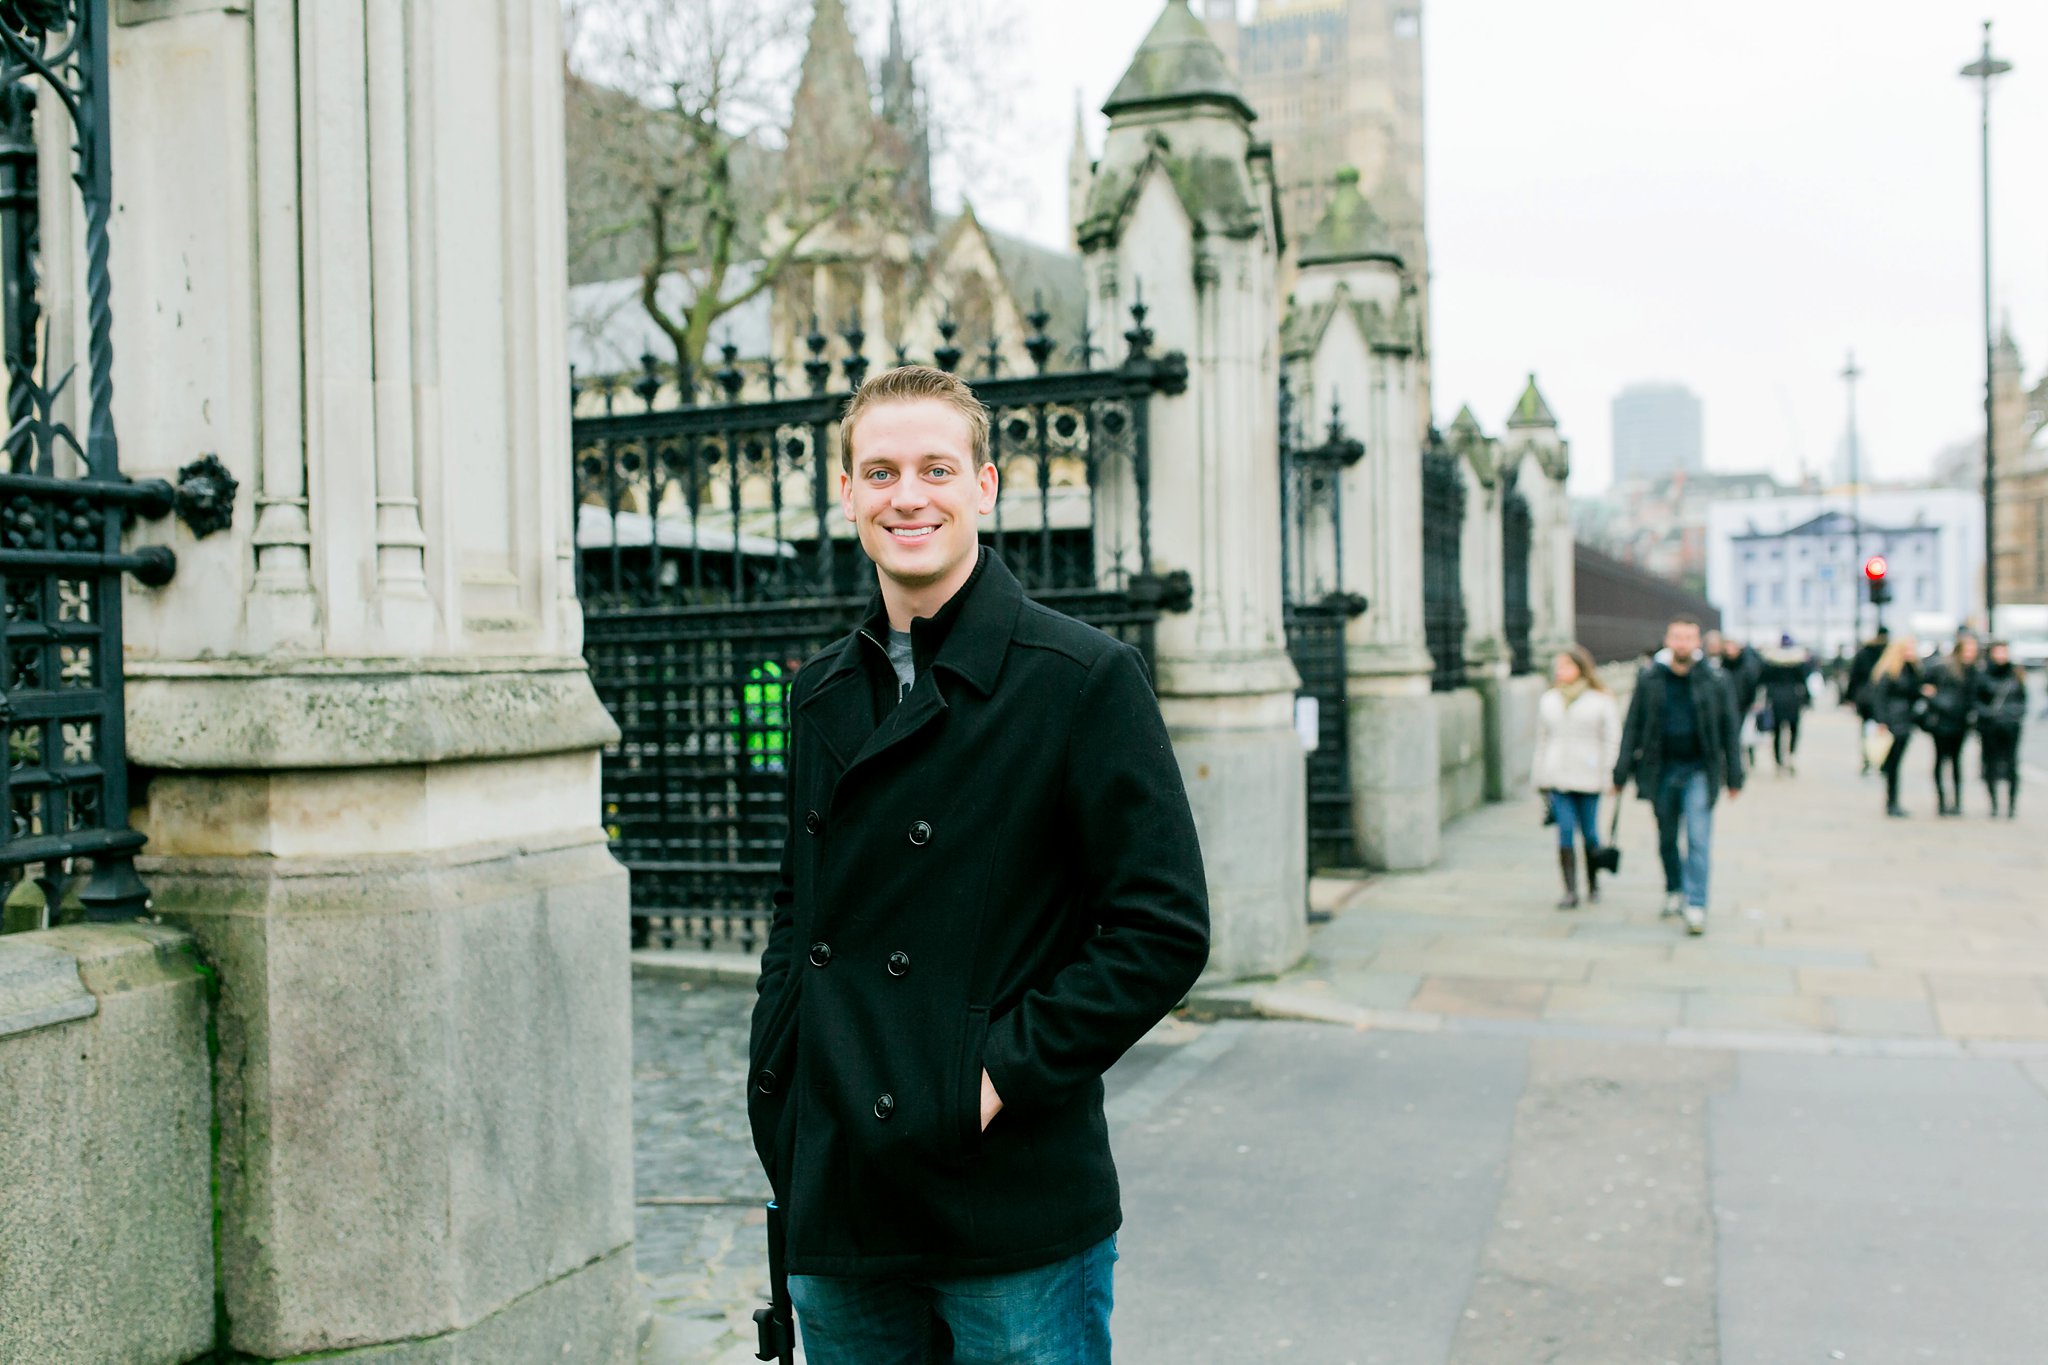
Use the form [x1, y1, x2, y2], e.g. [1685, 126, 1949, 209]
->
[1661, 892, 1684, 919]
[1682, 904, 1706, 935]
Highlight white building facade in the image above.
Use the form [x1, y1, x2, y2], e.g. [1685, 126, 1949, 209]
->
[1706, 490, 1985, 657]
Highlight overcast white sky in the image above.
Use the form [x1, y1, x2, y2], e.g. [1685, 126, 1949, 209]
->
[938, 0, 2048, 494]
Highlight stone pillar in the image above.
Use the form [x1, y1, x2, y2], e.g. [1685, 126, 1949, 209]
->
[97, 4, 636, 1358]
[1504, 374, 1576, 665]
[1079, 1, 1305, 978]
[1285, 169, 1439, 869]
[1450, 407, 1514, 800]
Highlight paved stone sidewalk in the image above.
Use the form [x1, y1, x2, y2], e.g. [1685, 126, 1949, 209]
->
[1193, 707, 2048, 1047]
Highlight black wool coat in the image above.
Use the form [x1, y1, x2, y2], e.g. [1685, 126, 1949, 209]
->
[747, 550, 1210, 1279]
[1612, 657, 1745, 804]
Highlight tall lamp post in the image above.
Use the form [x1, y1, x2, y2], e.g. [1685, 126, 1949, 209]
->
[1842, 350, 1863, 649]
[1962, 20, 2011, 631]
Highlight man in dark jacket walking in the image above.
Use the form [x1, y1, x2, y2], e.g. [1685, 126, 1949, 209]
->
[1612, 617, 1744, 936]
[748, 365, 1210, 1363]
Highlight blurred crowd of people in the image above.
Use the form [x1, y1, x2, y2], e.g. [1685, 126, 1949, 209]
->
[1836, 626, 2030, 819]
[1531, 616, 2031, 936]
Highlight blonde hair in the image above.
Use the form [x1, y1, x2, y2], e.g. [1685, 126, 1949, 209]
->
[1875, 635, 1919, 680]
[839, 365, 992, 473]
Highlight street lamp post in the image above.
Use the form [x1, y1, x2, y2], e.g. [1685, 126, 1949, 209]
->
[1842, 350, 1862, 650]
[1961, 20, 2011, 631]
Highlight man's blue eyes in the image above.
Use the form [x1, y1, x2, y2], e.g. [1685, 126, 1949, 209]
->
[867, 468, 952, 481]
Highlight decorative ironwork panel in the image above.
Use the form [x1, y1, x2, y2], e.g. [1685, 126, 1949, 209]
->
[1278, 377, 1366, 869]
[1422, 429, 1467, 692]
[1503, 473, 1533, 676]
[574, 305, 1187, 945]
[0, 2, 176, 933]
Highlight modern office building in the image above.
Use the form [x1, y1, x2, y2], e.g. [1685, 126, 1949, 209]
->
[1611, 382, 1704, 487]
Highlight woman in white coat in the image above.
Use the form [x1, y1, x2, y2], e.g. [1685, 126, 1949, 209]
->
[1534, 644, 1623, 909]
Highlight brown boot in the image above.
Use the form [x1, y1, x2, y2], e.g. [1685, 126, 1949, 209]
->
[1583, 846, 1602, 903]
[1555, 849, 1579, 909]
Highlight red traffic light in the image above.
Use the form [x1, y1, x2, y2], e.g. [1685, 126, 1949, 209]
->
[1863, 555, 1889, 582]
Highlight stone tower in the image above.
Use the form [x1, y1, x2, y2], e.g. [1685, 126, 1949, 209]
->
[1067, 90, 1092, 253]
[783, 0, 877, 212]
[1284, 165, 1438, 868]
[1080, 0, 1307, 977]
[876, 0, 934, 231]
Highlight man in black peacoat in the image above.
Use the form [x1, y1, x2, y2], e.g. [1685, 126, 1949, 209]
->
[746, 367, 1209, 1361]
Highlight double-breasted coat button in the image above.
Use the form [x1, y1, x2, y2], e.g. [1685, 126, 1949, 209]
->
[808, 942, 832, 968]
[755, 1069, 777, 1095]
[907, 820, 933, 846]
[886, 951, 911, 977]
[873, 1093, 896, 1120]
[804, 810, 822, 835]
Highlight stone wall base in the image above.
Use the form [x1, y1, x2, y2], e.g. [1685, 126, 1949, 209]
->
[1433, 689, 1488, 825]
[1348, 682, 1441, 871]
[149, 834, 635, 1359]
[210, 1245, 642, 1364]
[0, 925, 214, 1365]
[1497, 673, 1546, 799]
[1166, 702, 1309, 980]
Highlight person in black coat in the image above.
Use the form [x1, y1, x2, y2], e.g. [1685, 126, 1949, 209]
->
[1845, 627, 1889, 774]
[1975, 640, 2028, 817]
[1612, 617, 1744, 935]
[1922, 634, 1981, 815]
[749, 366, 1208, 1363]
[1869, 635, 1929, 817]
[1717, 635, 1765, 765]
[1757, 635, 1816, 776]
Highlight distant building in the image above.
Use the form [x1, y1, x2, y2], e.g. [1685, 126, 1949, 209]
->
[1611, 383, 1704, 487]
[1924, 328, 2048, 610]
[1706, 490, 1985, 657]
[1199, 0, 1425, 284]
[1575, 469, 1781, 597]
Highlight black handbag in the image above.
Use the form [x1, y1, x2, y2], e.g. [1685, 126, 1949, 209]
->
[1590, 799, 1622, 875]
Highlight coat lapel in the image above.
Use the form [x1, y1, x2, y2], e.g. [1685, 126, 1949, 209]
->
[847, 674, 948, 774]
[799, 666, 874, 773]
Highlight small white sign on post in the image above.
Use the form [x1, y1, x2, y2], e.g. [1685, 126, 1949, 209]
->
[1294, 695, 1320, 752]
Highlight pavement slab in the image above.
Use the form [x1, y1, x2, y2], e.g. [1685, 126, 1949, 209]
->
[1712, 1053, 2048, 1363]
[1448, 1041, 1730, 1365]
[1213, 711, 2048, 1045]
[1113, 1023, 1528, 1364]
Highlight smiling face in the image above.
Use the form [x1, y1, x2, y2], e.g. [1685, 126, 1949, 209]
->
[840, 397, 998, 617]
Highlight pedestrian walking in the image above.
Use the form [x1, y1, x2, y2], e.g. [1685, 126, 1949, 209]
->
[1533, 644, 1622, 909]
[1757, 634, 1816, 776]
[745, 366, 1208, 1365]
[1611, 617, 1744, 936]
[1846, 626, 1890, 774]
[1717, 635, 1765, 767]
[1869, 635, 1928, 818]
[1975, 639, 2028, 818]
[1923, 634, 1981, 816]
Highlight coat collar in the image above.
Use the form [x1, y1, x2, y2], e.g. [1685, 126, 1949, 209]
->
[815, 547, 1022, 699]
[800, 549, 1025, 773]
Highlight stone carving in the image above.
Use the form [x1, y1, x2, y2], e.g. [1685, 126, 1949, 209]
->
[173, 453, 237, 539]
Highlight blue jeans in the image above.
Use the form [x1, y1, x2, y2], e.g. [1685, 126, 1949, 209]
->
[1549, 790, 1603, 851]
[1653, 762, 1713, 908]
[789, 1236, 1116, 1365]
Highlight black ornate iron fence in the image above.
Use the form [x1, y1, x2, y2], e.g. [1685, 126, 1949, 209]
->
[1278, 376, 1365, 870]
[574, 305, 1190, 949]
[1, 3, 179, 934]
[1502, 470, 1533, 676]
[1422, 427, 1466, 692]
